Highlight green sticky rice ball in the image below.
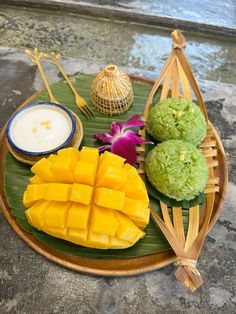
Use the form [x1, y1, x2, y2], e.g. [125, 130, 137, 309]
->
[146, 98, 207, 146]
[145, 140, 208, 201]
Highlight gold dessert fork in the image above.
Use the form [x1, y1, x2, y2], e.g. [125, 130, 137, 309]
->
[25, 48, 60, 105]
[46, 52, 94, 117]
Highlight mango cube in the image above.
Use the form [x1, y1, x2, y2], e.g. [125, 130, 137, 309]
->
[98, 151, 125, 172]
[44, 201, 71, 229]
[31, 158, 55, 182]
[29, 175, 44, 184]
[115, 211, 144, 242]
[90, 205, 119, 236]
[74, 161, 96, 186]
[23, 191, 37, 208]
[25, 200, 51, 229]
[120, 164, 148, 203]
[70, 183, 93, 205]
[67, 228, 88, 245]
[96, 165, 126, 189]
[57, 147, 80, 161]
[48, 227, 67, 238]
[94, 187, 125, 210]
[80, 147, 99, 170]
[129, 208, 150, 229]
[121, 197, 148, 220]
[24, 184, 48, 206]
[47, 154, 58, 163]
[109, 236, 130, 249]
[67, 203, 91, 229]
[88, 230, 110, 249]
[45, 183, 72, 201]
[50, 156, 74, 183]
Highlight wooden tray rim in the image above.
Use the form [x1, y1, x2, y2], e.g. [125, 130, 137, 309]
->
[0, 75, 228, 276]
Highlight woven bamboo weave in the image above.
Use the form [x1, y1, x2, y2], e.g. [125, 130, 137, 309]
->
[90, 65, 133, 115]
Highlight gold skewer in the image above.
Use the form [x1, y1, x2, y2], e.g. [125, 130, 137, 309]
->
[25, 49, 59, 104]
[46, 52, 94, 117]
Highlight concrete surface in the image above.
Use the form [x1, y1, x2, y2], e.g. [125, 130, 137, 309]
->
[1, 0, 236, 38]
[0, 47, 236, 314]
[1, 5, 236, 84]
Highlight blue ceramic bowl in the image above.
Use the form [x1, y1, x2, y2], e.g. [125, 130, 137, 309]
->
[6, 101, 76, 156]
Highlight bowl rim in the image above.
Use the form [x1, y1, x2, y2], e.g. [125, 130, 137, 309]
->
[6, 101, 76, 156]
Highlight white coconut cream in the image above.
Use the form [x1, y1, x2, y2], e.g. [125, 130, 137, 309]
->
[9, 104, 74, 153]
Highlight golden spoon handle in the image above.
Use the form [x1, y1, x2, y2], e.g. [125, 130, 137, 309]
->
[51, 57, 86, 106]
[36, 60, 59, 104]
[54, 60, 77, 96]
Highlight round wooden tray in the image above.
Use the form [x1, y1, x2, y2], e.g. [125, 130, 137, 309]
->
[0, 76, 228, 276]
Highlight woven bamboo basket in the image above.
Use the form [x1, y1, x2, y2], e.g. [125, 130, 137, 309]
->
[90, 64, 133, 115]
[137, 29, 225, 292]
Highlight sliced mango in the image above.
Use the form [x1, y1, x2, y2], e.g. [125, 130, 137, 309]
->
[122, 197, 148, 220]
[23, 191, 37, 208]
[80, 146, 99, 170]
[88, 230, 110, 249]
[109, 236, 130, 249]
[47, 154, 58, 163]
[50, 156, 74, 183]
[90, 205, 119, 236]
[67, 228, 88, 245]
[74, 161, 96, 186]
[94, 187, 125, 210]
[31, 158, 55, 182]
[120, 164, 149, 203]
[70, 183, 93, 205]
[115, 211, 144, 242]
[67, 203, 91, 229]
[98, 151, 125, 173]
[45, 183, 71, 201]
[57, 147, 80, 161]
[23, 183, 48, 206]
[29, 175, 44, 184]
[96, 164, 126, 189]
[25, 200, 51, 229]
[44, 201, 71, 229]
[24, 148, 150, 249]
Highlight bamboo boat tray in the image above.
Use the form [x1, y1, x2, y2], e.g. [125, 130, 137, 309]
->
[0, 74, 227, 277]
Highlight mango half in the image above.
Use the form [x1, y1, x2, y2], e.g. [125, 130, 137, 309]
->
[24, 147, 150, 249]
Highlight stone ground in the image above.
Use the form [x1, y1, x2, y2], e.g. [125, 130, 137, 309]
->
[0, 5, 236, 84]
[0, 2, 236, 314]
[65, 0, 236, 28]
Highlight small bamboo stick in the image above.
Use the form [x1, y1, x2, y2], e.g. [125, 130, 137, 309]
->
[176, 59, 192, 100]
[184, 206, 199, 252]
[200, 140, 217, 148]
[160, 66, 172, 100]
[171, 61, 179, 98]
[172, 207, 185, 246]
[160, 202, 175, 233]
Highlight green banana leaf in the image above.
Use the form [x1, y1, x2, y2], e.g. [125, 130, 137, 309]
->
[3, 74, 202, 259]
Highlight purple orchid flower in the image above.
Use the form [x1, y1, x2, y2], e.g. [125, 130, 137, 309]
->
[94, 115, 153, 165]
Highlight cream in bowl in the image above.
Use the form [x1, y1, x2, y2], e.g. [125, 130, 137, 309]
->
[6, 102, 76, 156]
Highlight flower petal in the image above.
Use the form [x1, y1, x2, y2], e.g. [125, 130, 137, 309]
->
[94, 132, 113, 143]
[123, 130, 153, 145]
[122, 114, 144, 130]
[111, 137, 137, 165]
[98, 145, 111, 152]
[111, 121, 122, 136]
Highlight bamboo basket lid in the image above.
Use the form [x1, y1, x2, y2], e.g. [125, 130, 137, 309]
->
[90, 64, 133, 115]
[138, 29, 226, 292]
